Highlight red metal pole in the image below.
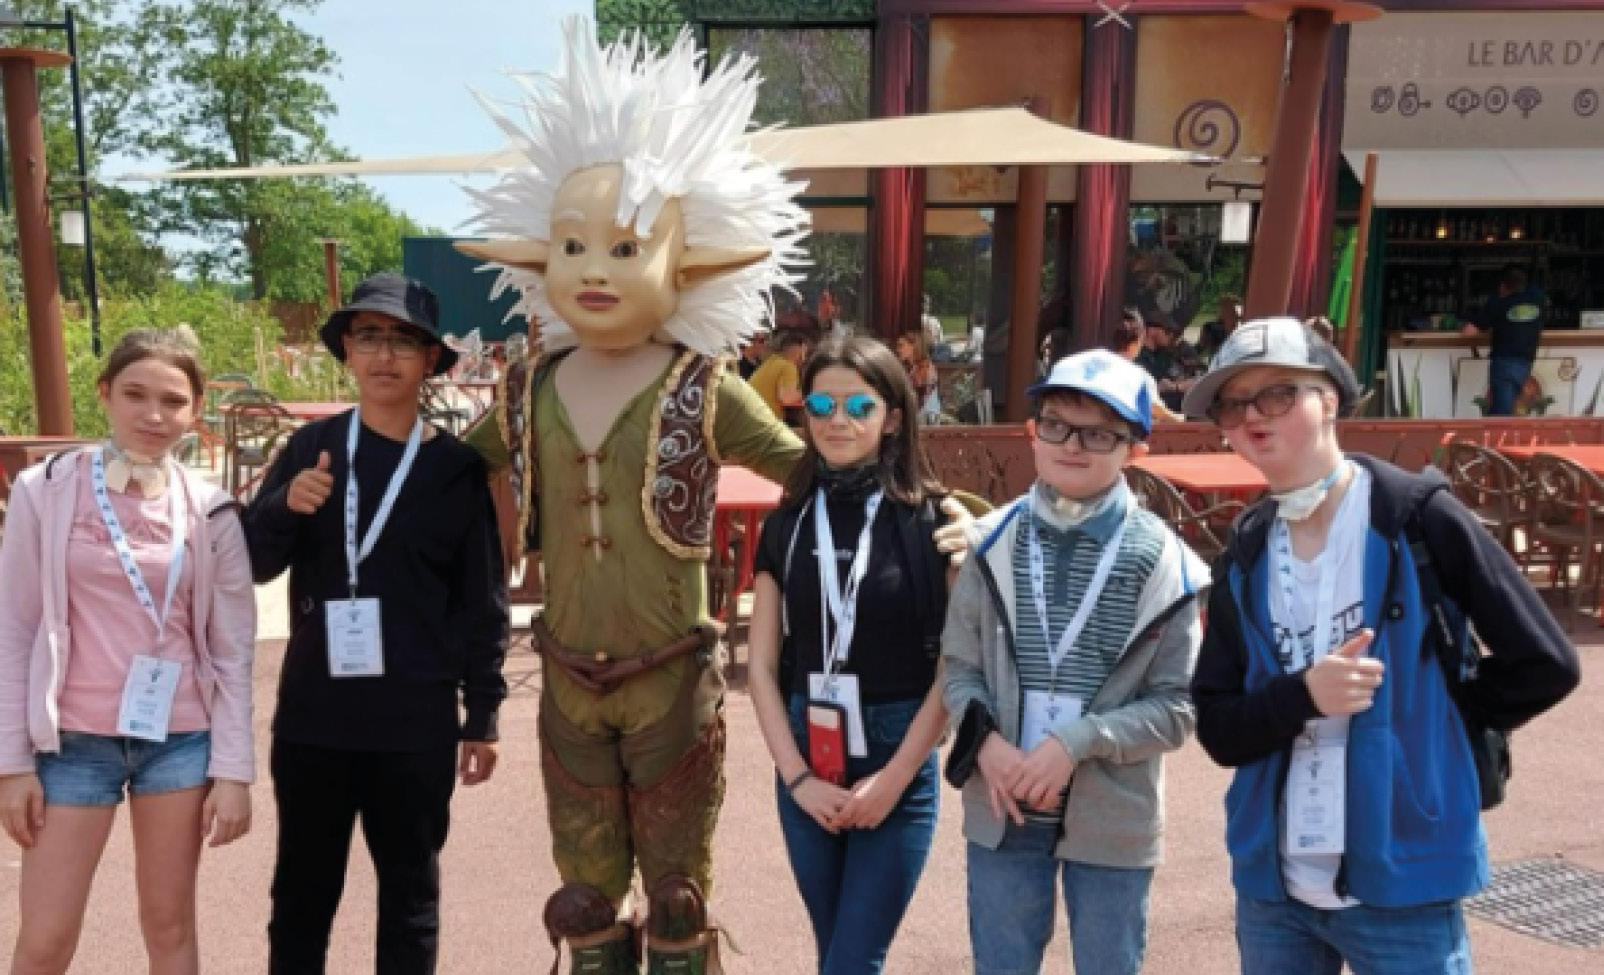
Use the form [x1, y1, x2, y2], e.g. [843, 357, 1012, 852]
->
[2, 49, 74, 435]
[1006, 100, 1050, 422]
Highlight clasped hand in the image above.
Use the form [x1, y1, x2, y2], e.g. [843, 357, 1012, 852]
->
[976, 731, 1075, 826]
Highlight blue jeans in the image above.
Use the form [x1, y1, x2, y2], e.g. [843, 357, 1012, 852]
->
[1236, 894, 1473, 975]
[967, 819, 1153, 975]
[1486, 357, 1531, 417]
[776, 695, 938, 975]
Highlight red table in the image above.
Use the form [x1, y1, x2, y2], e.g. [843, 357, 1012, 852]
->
[1497, 443, 1604, 475]
[711, 465, 783, 622]
[277, 401, 353, 422]
[1132, 453, 1267, 496]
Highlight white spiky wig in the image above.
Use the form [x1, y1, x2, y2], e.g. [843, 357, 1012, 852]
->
[464, 17, 809, 357]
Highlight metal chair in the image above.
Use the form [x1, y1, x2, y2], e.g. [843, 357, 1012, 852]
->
[1524, 452, 1604, 627]
[224, 400, 294, 501]
[1440, 440, 1529, 557]
[1125, 466, 1244, 562]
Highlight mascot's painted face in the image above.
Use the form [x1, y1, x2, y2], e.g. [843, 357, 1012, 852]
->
[457, 164, 768, 353]
[546, 165, 684, 350]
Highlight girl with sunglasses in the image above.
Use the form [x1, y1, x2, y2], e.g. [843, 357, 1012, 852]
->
[748, 336, 962, 975]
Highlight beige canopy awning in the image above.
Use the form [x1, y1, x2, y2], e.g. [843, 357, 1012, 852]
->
[808, 206, 991, 237]
[1344, 149, 1604, 208]
[117, 107, 1211, 182]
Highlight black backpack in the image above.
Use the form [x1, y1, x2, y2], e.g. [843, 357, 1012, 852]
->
[1405, 502, 1512, 811]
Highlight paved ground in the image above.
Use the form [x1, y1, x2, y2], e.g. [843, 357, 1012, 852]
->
[1, 577, 1600, 974]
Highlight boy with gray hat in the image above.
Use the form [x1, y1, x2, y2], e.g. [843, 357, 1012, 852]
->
[244, 273, 509, 975]
[1185, 317, 1578, 974]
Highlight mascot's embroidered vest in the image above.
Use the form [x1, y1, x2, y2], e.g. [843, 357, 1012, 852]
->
[501, 347, 722, 562]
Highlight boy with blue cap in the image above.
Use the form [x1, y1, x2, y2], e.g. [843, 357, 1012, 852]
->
[942, 349, 1209, 975]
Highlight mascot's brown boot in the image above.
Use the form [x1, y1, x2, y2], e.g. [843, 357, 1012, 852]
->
[544, 883, 640, 975]
[645, 874, 721, 975]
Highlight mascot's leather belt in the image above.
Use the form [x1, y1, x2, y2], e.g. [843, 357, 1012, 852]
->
[531, 615, 722, 696]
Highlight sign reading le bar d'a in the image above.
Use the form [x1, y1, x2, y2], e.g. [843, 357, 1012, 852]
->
[1346, 11, 1604, 151]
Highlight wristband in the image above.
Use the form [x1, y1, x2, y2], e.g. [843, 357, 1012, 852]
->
[786, 769, 814, 793]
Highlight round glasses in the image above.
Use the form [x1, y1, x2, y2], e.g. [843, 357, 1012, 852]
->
[1207, 383, 1326, 429]
[804, 392, 879, 421]
[1032, 416, 1133, 454]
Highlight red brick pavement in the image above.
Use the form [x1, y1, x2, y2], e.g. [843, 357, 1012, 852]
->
[1, 624, 1599, 974]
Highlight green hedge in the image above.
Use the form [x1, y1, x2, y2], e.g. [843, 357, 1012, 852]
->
[0, 285, 352, 438]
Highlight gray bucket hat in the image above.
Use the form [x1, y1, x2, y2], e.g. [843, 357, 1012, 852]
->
[1181, 316, 1360, 421]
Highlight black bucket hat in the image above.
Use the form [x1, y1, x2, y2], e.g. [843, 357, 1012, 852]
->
[320, 273, 458, 376]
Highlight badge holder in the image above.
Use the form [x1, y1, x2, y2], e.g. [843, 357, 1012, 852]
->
[325, 595, 385, 677]
[806, 700, 849, 787]
[117, 655, 183, 742]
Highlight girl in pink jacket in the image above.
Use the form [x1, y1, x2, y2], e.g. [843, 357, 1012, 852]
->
[0, 329, 257, 975]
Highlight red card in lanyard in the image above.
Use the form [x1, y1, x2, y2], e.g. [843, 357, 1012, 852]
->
[806, 488, 880, 758]
[94, 447, 188, 743]
[1020, 487, 1125, 752]
[325, 411, 422, 678]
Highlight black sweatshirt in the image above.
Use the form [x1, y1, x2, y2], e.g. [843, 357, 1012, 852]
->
[1192, 454, 1580, 770]
[244, 411, 508, 751]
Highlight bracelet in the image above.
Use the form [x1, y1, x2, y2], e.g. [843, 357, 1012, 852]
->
[786, 769, 814, 793]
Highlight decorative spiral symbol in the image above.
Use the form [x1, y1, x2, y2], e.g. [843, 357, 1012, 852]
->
[1172, 99, 1242, 157]
[1399, 83, 1423, 117]
[1446, 87, 1482, 117]
[1513, 86, 1542, 117]
[1576, 89, 1599, 118]
[1485, 86, 1510, 114]
[1371, 86, 1396, 114]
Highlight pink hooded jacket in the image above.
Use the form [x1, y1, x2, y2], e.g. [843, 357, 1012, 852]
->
[0, 449, 256, 783]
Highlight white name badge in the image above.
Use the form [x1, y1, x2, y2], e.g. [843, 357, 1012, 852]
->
[1021, 690, 1083, 753]
[117, 655, 182, 742]
[325, 598, 384, 678]
[1286, 739, 1347, 856]
[808, 672, 866, 757]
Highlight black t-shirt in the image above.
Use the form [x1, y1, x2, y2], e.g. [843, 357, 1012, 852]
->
[1479, 288, 1545, 364]
[754, 492, 938, 705]
[243, 413, 509, 751]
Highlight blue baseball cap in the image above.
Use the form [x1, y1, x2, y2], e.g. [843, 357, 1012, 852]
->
[1026, 349, 1154, 436]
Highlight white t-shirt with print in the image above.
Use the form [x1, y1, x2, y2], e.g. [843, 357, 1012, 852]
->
[1276, 465, 1372, 911]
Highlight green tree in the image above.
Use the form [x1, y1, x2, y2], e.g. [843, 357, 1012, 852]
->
[0, 2, 173, 299]
[135, 0, 342, 299]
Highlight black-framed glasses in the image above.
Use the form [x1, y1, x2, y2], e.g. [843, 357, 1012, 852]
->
[1032, 416, 1134, 454]
[804, 392, 880, 421]
[350, 329, 427, 358]
[1207, 383, 1326, 428]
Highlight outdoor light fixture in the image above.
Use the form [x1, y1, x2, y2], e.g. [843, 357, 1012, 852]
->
[1510, 219, 1525, 241]
[1221, 200, 1254, 244]
[1435, 214, 1450, 239]
[59, 208, 85, 246]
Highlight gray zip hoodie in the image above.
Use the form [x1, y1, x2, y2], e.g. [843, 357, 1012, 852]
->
[941, 480, 1209, 868]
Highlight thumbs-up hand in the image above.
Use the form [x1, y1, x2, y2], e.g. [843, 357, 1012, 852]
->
[287, 450, 335, 515]
[933, 495, 975, 568]
[1303, 629, 1384, 717]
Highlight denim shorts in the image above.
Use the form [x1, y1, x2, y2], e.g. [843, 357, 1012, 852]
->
[37, 730, 212, 806]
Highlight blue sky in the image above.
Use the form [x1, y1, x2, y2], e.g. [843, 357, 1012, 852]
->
[298, 0, 592, 232]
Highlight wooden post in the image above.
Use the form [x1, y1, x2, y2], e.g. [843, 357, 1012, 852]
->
[319, 238, 342, 310]
[1005, 101, 1050, 422]
[2, 48, 74, 435]
[1244, 2, 1380, 318]
[1342, 152, 1378, 365]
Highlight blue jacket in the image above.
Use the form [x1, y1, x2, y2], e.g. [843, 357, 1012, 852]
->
[1192, 455, 1579, 907]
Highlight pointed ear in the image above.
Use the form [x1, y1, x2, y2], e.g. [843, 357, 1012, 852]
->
[455, 239, 550, 274]
[676, 246, 770, 290]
